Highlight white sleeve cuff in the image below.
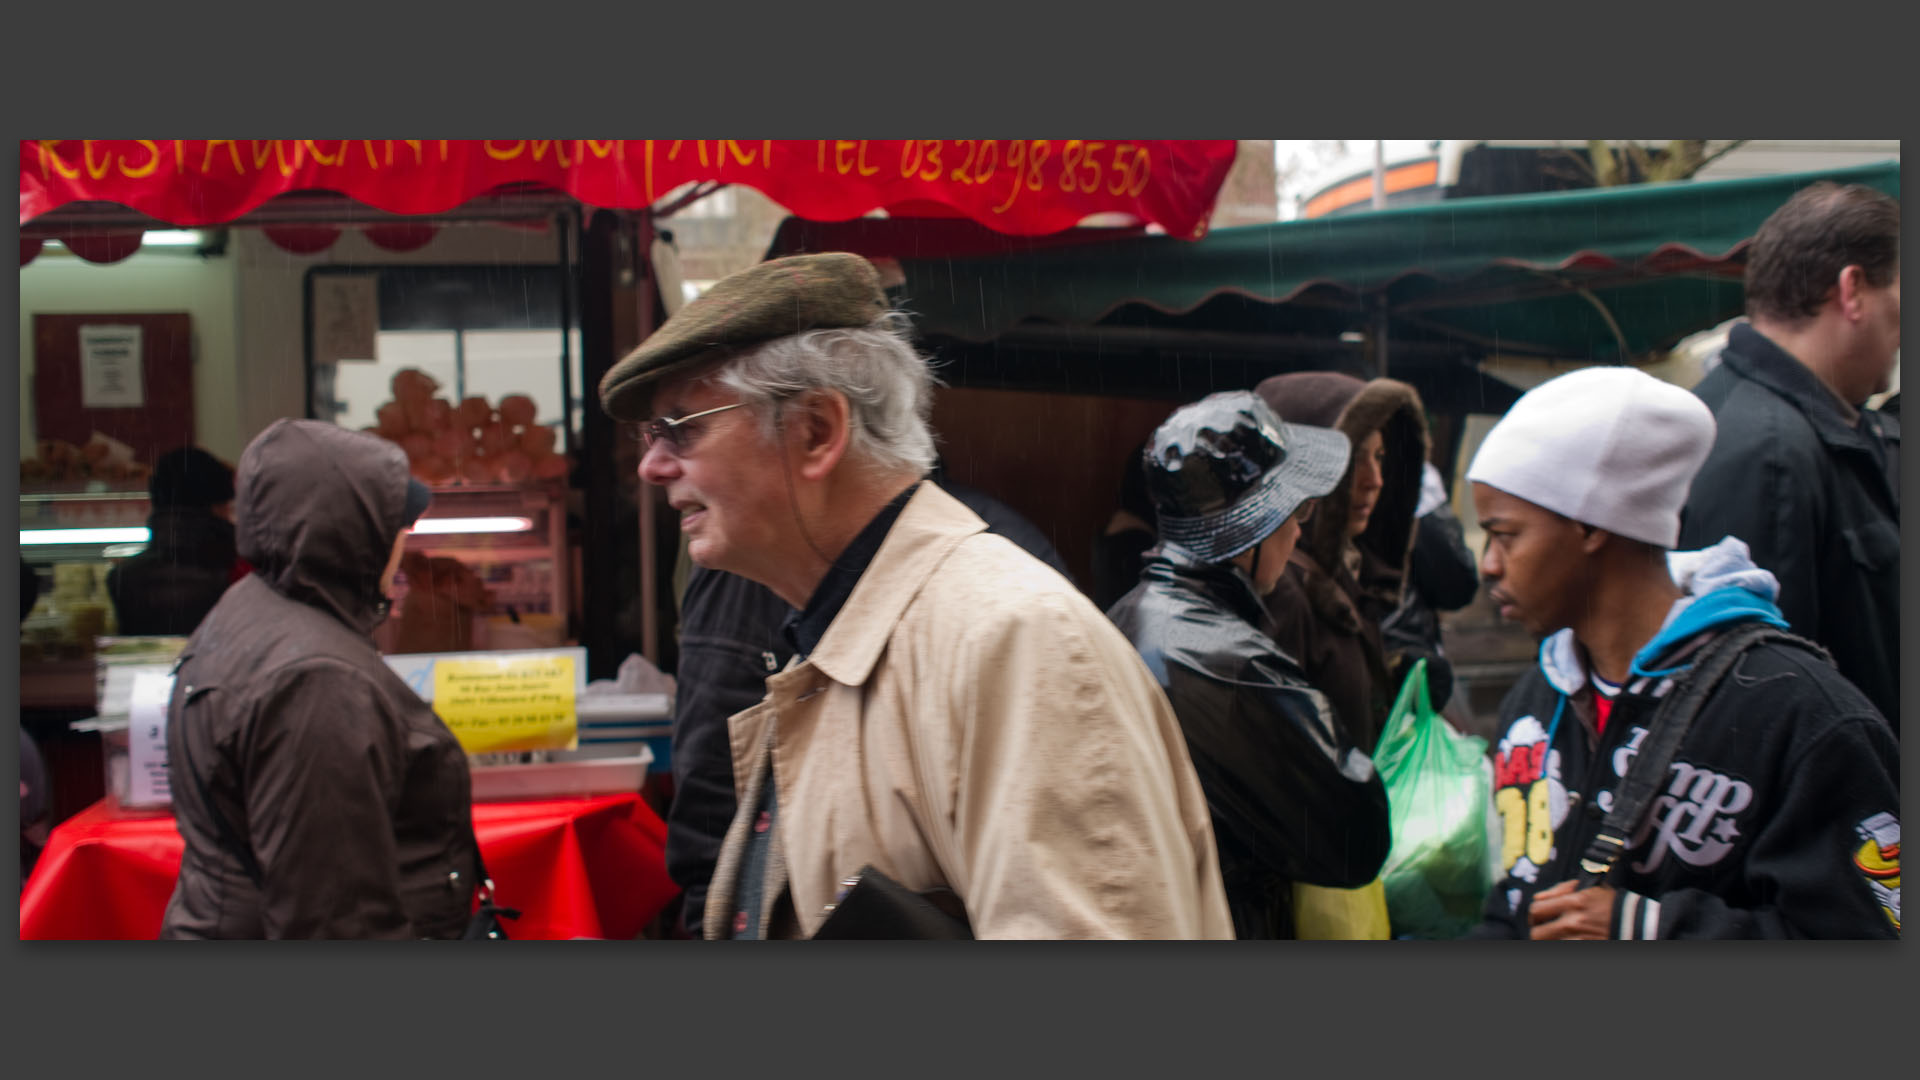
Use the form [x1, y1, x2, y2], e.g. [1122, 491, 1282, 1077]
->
[1617, 890, 1663, 940]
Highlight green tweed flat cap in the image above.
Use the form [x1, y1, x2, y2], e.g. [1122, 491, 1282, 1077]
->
[598, 251, 890, 421]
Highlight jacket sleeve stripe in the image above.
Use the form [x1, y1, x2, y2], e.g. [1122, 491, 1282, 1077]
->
[1640, 897, 1662, 940]
[1616, 891, 1663, 940]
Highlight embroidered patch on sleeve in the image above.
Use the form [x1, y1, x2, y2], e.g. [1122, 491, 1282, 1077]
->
[1853, 812, 1900, 931]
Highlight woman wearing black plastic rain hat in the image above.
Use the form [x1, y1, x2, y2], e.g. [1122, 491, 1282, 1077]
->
[1107, 391, 1391, 940]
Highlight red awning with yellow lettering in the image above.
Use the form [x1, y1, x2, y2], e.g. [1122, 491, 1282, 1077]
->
[19, 139, 1239, 244]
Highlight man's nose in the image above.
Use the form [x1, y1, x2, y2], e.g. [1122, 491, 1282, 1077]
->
[637, 440, 679, 486]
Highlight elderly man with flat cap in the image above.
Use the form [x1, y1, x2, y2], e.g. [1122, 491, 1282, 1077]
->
[600, 253, 1232, 940]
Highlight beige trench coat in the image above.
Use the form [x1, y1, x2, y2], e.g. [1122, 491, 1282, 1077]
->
[704, 483, 1234, 940]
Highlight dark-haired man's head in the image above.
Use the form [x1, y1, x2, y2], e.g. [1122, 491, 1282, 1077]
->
[1744, 182, 1900, 404]
[150, 447, 236, 519]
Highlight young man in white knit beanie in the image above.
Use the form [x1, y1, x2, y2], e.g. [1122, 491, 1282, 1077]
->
[1463, 366, 1898, 940]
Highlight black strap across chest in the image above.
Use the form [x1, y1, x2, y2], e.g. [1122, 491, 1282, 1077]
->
[1574, 622, 1830, 888]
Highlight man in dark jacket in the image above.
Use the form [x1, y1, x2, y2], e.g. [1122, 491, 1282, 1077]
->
[1107, 391, 1392, 939]
[664, 465, 1072, 937]
[162, 420, 482, 939]
[107, 447, 244, 637]
[1678, 182, 1900, 728]
[1467, 367, 1898, 939]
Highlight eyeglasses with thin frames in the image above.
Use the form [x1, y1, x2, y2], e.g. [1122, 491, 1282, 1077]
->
[638, 401, 746, 455]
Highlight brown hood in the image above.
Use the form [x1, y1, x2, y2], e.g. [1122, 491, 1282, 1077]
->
[1254, 371, 1429, 593]
[234, 419, 412, 636]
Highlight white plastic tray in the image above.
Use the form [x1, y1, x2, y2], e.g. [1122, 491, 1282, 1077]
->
[469, 747, 653, 802]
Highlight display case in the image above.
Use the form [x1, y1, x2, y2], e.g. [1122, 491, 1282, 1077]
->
[375, 481, 574, 655]
[20, 482, 577, 700]
[19, 489, 152, 711]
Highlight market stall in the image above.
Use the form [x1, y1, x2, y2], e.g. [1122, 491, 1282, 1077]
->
[19, 139, 1240, 934]
[19, 139, 1238, 677]
[774, 161, 1900, 406]
[761, 161, 1901, 727]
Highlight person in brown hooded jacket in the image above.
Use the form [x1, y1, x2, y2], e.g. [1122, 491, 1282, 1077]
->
[1254, 372, 1430, 755]
[160, 419, 480, 939]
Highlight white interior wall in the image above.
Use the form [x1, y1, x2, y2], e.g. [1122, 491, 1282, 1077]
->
[19, 248, 241, 461]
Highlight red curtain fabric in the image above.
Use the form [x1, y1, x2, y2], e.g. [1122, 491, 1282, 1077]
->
[21, 140, 1239, 239]
[57, 232, 146, 264]
[18, 223, 451, 263]
[261, 224, 343, 254]
[19, 793, 678, 940]
[362, 223, 438, 252]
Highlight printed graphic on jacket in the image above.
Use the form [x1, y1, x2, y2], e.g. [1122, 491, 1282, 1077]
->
[1625, 742, 1754, 875]
[1491, 715, 1567, 886]
[1854, 813, 1901, 931]
[1492, 717, 1756, 893]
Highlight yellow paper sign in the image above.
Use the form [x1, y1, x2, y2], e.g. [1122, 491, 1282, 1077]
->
[431, 654, 578, 754]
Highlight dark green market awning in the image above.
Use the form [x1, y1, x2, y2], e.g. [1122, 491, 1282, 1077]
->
[889, 160, 1900, 363]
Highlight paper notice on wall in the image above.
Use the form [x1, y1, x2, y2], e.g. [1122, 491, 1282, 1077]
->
[312, 274, 380, 365]
[79, 324, 145, 408]
[127, 670, 177, 807]
[431, 653, 579, 754]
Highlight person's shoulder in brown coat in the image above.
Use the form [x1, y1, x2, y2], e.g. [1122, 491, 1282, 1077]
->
[1254, 372, 1429, 754]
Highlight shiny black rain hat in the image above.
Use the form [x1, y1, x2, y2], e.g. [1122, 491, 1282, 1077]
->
[1145, 390, 1351, 564]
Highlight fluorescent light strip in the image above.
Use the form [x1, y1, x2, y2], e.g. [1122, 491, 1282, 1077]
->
[21, 527, 151, 545]
[409, 516, 534, 535]
[23, 517, 533, 544]
[40, 230, 203, 250]
[142, 230, 204, 246]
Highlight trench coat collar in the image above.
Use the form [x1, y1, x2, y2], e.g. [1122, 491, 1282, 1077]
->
[803, 481, 987, 688]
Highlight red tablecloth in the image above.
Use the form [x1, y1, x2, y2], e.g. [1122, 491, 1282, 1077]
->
[20, 793, 679, 940]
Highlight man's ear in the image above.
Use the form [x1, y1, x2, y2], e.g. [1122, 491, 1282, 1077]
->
[1837, 265, 1869, 321]
[1578, 522, 1611, 556]
[788, 389, 852, 482]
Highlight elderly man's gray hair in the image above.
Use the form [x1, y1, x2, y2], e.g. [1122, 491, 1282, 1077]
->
[713, 311, 938, 475]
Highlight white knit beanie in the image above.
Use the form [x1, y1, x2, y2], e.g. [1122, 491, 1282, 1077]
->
[1466, 366, 1716, 548]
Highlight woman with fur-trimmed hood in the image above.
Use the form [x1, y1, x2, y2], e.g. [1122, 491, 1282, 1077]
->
[1254, 372, 1429, 755]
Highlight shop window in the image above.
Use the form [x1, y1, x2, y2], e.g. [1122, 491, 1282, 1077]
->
[306, 265, 585, 443]
[458, 328, 585, 429]
[332, 331, 456, 431]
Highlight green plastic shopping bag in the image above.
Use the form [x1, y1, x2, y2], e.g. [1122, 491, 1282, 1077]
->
[1371, 658, 1494, 939]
